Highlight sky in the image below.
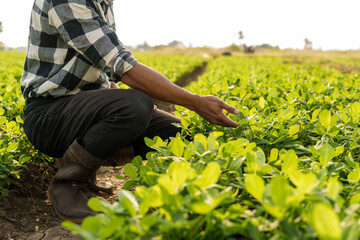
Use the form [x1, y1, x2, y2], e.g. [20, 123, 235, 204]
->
[0, 0, 359, 50]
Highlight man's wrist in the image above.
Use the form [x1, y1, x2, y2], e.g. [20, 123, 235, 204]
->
[180, 92, 201, 112]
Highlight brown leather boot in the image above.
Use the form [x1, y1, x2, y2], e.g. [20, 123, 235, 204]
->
[47, 139, 107, 223]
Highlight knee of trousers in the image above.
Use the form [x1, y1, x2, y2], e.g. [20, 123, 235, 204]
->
[130, 91, 154, 130]
[106, 90, 154, 133]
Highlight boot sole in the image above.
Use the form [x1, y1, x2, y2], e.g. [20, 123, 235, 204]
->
[47, 191, 84, 224]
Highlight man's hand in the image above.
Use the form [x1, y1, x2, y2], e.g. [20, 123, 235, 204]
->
[193, 95, 239, 128]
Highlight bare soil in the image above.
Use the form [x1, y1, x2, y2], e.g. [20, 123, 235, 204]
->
[0, 62, 207, 240]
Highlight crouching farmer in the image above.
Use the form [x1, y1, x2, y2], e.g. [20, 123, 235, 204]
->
[21, 0, 239, 223]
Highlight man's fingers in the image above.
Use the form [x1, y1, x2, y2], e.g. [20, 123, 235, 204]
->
[197, 95, 239, 128]
[222, 102, 239, 115]
[219, 113, 239, 128]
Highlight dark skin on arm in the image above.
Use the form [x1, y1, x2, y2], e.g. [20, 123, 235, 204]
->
[121, 62, 240, 128]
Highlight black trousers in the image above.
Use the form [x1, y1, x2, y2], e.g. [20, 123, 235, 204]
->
[23, 89, 181, 159]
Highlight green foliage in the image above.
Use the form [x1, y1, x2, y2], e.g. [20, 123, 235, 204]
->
[65, 54, 360, 239]
[2, 51, 359, 238]
[0, 51, 50, 196]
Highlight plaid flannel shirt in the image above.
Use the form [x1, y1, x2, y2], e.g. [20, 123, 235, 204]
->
[21, 0, 137, 100]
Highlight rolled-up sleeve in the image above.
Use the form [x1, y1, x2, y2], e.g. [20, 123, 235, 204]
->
[48, 0, 136, 82]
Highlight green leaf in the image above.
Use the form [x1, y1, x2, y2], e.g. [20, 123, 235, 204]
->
[312, 108, 321, 121]
[246, 151, 258, 173]
[118, 190, 139, 216]
[140, 215, 157, 231]
[197, 162, 221, 188]
[342, 222, 360, 240]
[81, 215, 101, 234]
[310, 203, 342, 240]
[319, 109, 331, 131]
[6, 142, 18, 152]
[350, 102, 360, 118]
[140, 166, 156, 186]
[98, 215, 125, 239]
[327, 177, 339, 200]
[334, 146, 344, 157]
[330, 114, 338, 128]
[288, 171, 316, 196]
[309, 146, 320, 156]
[116, 175, 127, 180]
[319, 143, 335, 167]
[259, 97, 265, 109]
[192, 189, 230, 214]
[244, 174, 264, 201]
[147, 185, 164, 208]
[124, 180, 138, 190]
[270, 175, 288, 209]
[158, 175, 176, 194]
[288, 125, 300, 136]
[207, 133, 219, 151]
[279, 108, 294, 120]
[350, 193, 360, 205]
[87, 197, 115, 213]
[124, 164, 137, 179]
[62, 221, 97, 239]
[191, 201, 214, 214]
[345, 153, 359, 169]
[19, 155, 31, 164]
[194, 134, 207, 151]
[181, 117, 191, 128]
[120, 196, 137, 217]
[169, 161, 190, 189]
[0, 116, 7, 125]
[132, 156, 143, 168]
[269, 148, 278, 162]
[170, 138, 184, 157]
[348, 168, 360, 183]
[144, 136, 165, 149]
[338, 112, 349, 123]
[281, 149, 298, 173]
[16, 116, 23, 124]
[328, 126, 339, 137]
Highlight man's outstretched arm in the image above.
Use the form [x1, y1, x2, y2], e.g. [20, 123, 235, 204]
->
[121, 62, 239, 128]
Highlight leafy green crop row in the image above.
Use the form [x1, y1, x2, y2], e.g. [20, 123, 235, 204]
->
[65, 55, 360, 239]
[0, 51, 50, 196]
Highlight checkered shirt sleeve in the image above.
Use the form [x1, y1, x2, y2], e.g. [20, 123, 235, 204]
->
[21, 0, 137, 100]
